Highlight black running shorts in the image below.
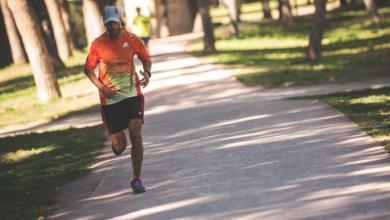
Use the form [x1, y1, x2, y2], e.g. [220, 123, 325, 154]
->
[101, 95, 144, 134]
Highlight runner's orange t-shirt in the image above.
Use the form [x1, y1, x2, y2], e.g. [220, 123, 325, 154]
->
[86, 31, 150, 105]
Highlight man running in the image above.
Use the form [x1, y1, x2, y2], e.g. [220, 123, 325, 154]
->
[84, 6, 151, 194]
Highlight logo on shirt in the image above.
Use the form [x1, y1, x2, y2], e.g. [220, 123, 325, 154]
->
[122, 42, 129, 48]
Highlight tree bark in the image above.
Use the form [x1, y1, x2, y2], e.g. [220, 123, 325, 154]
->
[363, 0, 381, 23]
[349, 0, 358, 6]
[166, 0, 195, 35]
[223, 0, 240, 36]
[83, 0, 104, 45]
[0, 0, 27, 64]
[154, 0, 170, 37]
[44, 0, 71, 61]
[306, 0, 327, 61]
[261, 0, 272, 19]
[340, 0, 348, 7]
[196, 0, 216, 52]
[41, 19, 65, 70]
[278, 0, 294, 23]
[58, 0, 74, 51]
[7, 0, 61, 102]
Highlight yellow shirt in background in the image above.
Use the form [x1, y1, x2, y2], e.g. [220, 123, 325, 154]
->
[133, 15, 151, 38]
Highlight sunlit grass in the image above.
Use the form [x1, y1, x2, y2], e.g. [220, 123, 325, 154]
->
[0, 125, 106, 219]
[0, 49, 99, 128]
[311, 88, 390, 152]
[1, 146, 55, 164]
[349, 95, 390, 104]
[0, 64, 31, 83]
[0, 49, 107, 219]
[192, 6, 390, 88]
[210, 0, 323, 23]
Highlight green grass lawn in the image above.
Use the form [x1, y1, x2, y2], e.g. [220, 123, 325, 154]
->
[194, 6, 390, 88]
[0, 125, 106, 219]
[0, 49, 108, 219]
[313, 87, 390, 152]
[211, 0, 328, 23]
[0, 50, 99, 128]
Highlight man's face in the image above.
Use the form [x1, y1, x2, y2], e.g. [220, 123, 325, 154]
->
[105, 21, 122, 38]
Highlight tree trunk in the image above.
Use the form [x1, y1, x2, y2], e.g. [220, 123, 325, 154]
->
[349, 0, 358, 5]
[0, 0, 27, 64]
[306, 0, 327, 61]
[166, 0, 195, 35]
[223, 0, 240, 37]
[7, 0, 61, 102]
[363, 0, 381, 23]
[154, 0, 163, 37]
[58, 0, 74, 51]
[340, 0, 348, 7]
[196, 0, 216, 52]
[278, 0, 294, 23]
[44, 0, 71, 61]
[261, 0, 272, 19]
[237, 0, 241, 22]
[41, 19, 66, 70]
[83, 0, 103, 45]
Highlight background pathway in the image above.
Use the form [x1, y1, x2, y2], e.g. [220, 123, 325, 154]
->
[44, 33, 390, 219]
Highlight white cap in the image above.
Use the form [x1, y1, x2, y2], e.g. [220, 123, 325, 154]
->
[103, 6, 121, 24]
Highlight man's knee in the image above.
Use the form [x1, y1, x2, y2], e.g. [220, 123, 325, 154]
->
[112, 141, 126, 155]
[129, 128, 141, 138]
[111, 132, 127, 156]
[112, 144, 126, 155]
[129, 123, 142, 138]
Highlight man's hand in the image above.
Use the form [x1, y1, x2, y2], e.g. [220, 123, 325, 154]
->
[99, 86, 116, 97]
[140, 70, 150, 88]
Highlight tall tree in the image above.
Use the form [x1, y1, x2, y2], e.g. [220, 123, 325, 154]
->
[166, 0, 197, 35]
[83, 0, 104, 44]
[58, 0, 74, 51]
[222, 0, 240, 36]
[306, 0, 327, 61]
[349, 0, 358, 6]
[41, 19, 66, 70]
[363, 0, 381, 23]
[0, 0, 27, 64]
[196, 0, 216, 52]
[261, 0, 272, 19]
[278, 0, 294, 23]
[154, 0, 170, 37]
[44, 0, 72, 61]
[340, 0, 348, 7]
[7, 0, 61, 102]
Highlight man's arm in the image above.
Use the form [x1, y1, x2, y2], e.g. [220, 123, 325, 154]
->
[84, 66, 115, 97]
[140, 59, 152, 88]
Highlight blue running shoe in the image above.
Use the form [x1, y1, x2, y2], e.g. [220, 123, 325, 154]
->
[131, 179, 146, 194]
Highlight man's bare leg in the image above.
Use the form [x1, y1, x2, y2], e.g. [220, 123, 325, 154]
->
[128, 119, 143, 179]
[111, 131, 127, 155]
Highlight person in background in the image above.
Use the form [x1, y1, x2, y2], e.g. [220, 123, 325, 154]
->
[133, 7, 151, 48]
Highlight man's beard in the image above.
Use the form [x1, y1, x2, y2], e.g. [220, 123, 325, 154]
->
[108, 28, 121, 38]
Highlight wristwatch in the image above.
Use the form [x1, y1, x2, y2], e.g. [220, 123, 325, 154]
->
[143, 70, 151, 77]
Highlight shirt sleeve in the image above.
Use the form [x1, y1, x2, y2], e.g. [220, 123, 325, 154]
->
[85, 42, 99, 70]
[135, 37, 151, 62]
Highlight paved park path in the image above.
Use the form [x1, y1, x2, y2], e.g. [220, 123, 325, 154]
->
[44, 34, 390, 219]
